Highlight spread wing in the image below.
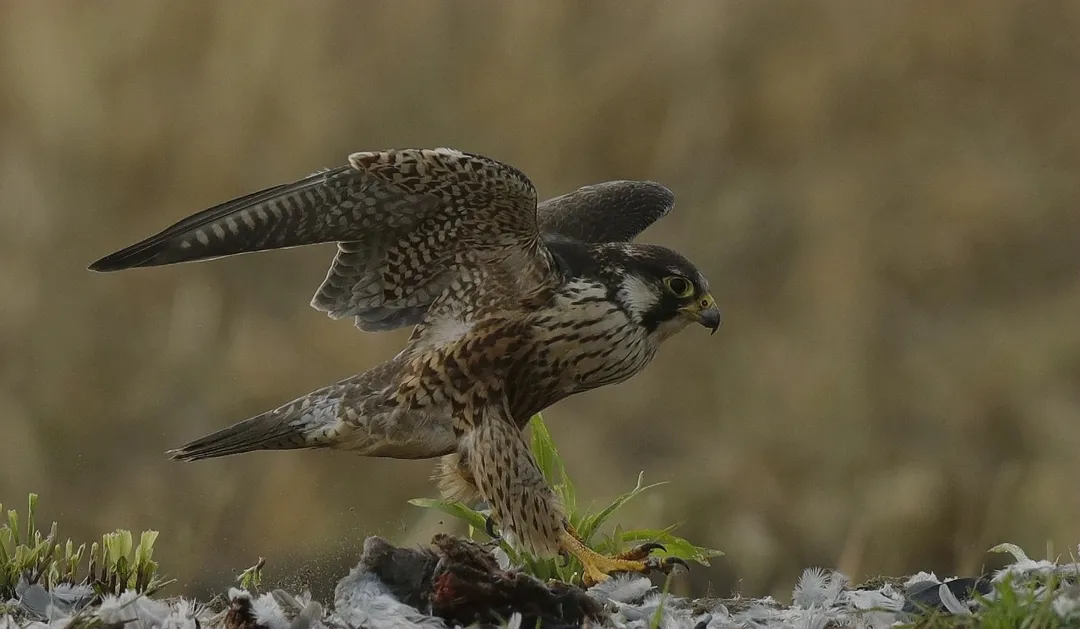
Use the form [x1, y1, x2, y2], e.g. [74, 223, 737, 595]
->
[89, 148, 555, 329]
[536, 180, 674, 244]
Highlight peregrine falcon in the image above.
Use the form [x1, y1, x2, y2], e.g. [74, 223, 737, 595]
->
[89, 148, 720, 585]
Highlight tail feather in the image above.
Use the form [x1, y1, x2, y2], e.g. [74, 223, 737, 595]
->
[89, 166, 357, 272]
[167, 413, 310, 461]
[168, 389, 349, 462]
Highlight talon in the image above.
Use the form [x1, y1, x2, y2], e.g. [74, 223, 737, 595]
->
[558, 529, 685, 587]
[615, 542, 667, 561]
[646, 555, 690, 575]
[485, 515, 500, 540]
[559, 549, 571, 567]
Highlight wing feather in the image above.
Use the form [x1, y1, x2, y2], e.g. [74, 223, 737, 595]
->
[90, 148, 551, 328]
[90, 150, 674, 334]
[88, 167, 357, 271]
[536, 180, 674, 243]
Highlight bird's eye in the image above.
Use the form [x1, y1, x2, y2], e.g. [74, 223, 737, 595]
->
[664, 275, 694, 297]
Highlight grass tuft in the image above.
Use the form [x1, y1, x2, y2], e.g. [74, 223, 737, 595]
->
[236, 557, 266, 592]
[0, 493, 170, 604]
[410, 413, 722, 584]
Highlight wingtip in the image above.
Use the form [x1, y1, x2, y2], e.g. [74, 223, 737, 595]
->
[87, 246, 150, 272]
[640, 180, 676, 206]
[87, 257, 118, 273]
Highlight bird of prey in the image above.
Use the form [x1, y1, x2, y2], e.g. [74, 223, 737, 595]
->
[89, 148, 720, 586]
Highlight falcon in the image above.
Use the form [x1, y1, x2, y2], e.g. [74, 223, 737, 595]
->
[89, 148, 721, 585]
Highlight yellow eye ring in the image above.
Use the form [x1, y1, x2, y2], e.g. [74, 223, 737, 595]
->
[664, 275, 694, 298]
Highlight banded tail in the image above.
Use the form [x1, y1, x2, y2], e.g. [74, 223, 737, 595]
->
[89, 167, 357, 272]
[168, 389, 349, 461]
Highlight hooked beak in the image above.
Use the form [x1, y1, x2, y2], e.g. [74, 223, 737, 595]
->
[680, 292, 721, 334]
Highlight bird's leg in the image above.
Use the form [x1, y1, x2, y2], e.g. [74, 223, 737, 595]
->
[461, 411, 565, 558]
[557, 525, 687, 587]
[461, 407, 686, 586]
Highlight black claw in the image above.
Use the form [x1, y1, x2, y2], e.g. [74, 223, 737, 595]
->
[558, 549, 572, 567]
[635, 542, 667, 555]
[646, 555, 690, 574]
[485, 515, 500, 540]
[664, 556, 690, 572]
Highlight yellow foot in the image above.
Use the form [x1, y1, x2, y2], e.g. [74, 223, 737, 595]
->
[558, 528, 688, 587]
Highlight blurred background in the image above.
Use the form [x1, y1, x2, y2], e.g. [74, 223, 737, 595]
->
[2, 0, 1079, 601]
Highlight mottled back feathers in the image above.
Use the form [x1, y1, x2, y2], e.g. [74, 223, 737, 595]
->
[89, 149, 676, 336]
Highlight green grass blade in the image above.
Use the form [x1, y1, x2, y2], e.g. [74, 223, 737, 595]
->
[530, 413, 557, 483]
[528, 414, 577, 514]
[576, 472, 667, 544]
[26, 493, 38, 546]
[7, 510, 19, 546]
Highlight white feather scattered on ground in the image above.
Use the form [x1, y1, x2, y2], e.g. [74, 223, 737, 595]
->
[4, 541, 1080, 629]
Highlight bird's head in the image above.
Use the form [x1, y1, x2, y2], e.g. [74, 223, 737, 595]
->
[606, 244, 720, 341]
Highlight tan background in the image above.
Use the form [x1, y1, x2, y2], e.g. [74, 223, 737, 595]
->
[2, 1, 1079, 600]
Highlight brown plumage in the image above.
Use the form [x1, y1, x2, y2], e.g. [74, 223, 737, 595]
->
[90, 148, 721, 585]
